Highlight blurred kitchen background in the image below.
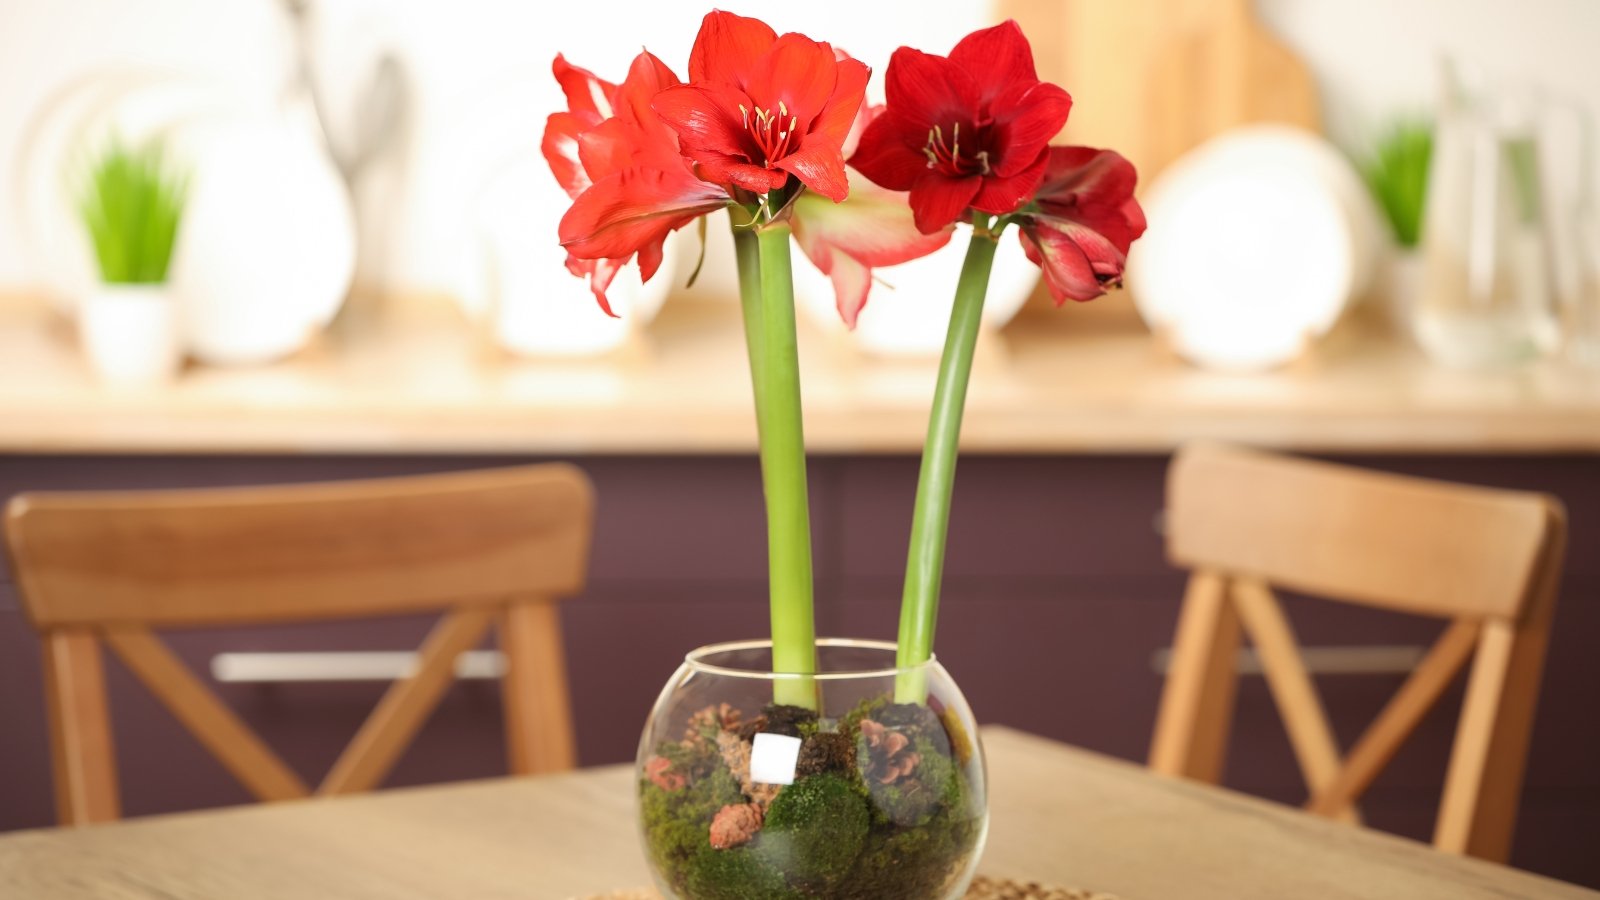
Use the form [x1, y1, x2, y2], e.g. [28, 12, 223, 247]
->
[1, 0, 1598, 888]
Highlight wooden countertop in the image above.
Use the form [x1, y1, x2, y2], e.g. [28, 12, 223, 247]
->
[2, 292, 1598, 455]
[0, 727, 1592, 899]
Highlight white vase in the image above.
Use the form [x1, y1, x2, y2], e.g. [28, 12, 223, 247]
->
[171, 110, 357, 365]
[78, 284, 181, 385]
[792, 232, 1039, 357]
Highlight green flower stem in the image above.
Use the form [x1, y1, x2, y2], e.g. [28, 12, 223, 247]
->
[896, 226, 1000, 703]
[738, 220, 816, 709]
[731, 213, 764, 391]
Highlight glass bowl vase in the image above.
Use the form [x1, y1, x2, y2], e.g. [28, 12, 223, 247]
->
[636, 639, 988, 900]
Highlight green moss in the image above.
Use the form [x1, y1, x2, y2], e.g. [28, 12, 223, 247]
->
[683, 845, 799, 900]
[640, 766, 743, 876]
[838, 695, 889, 740]
[658, 737, 719, 781]
[763, 773, 871, 890]
[838, 812, 978, 900]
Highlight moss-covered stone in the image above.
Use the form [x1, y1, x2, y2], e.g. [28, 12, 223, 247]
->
[837, 812, 978, 900]
[762, 773, 871, 890]
[683, 844, 800, 900]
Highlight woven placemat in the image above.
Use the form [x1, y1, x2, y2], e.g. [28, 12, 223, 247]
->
[579, 876, 1119, 900]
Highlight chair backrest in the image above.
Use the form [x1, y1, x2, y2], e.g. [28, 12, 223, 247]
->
[5, 464, 595, 826]
[1148, 443, 1565, 863]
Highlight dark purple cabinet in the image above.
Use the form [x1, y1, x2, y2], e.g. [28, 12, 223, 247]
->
[0, 453, 1595, 887]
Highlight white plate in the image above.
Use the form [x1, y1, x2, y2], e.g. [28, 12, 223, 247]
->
[1129, 125, 1381, 372]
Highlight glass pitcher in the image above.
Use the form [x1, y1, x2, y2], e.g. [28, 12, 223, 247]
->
[1559, 106, 1600, 368]
[1414, 61, 1563, 368]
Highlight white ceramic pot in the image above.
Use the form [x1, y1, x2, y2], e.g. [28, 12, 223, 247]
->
[1379, 248, 1425, 336]
[461, 157, 672, 357]
[78, 284, 181, 385]
[171, 110, 356, 365]
[793, 232, 1039, 356]
[1129, 124, 1383, 372]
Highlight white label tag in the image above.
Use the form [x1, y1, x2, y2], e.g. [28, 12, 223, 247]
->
[749, 732, 803, 786]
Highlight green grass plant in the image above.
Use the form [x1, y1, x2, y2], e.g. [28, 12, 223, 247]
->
[1358, 118, 1433, 248]
[76, 137, 189, 284]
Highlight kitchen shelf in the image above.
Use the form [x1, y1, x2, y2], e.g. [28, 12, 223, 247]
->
[2, 292, 1597, 455]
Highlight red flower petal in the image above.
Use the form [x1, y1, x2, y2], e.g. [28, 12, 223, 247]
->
[559, 167, 728, 261]
[969, 148, 1048, 215]
[542, 111, 601, 198]
[651, 83, 755, 160]
[987, 80, 1072, 177]
[695, 153, 789, 195]
[841, 99, 884, 159]
[688, 10, 776, 87]
[825, 250, 872, 328]
[610, 50, 682, 126]
[909, 172, 980, 234]
[848, 111, 929, 192]
[947, 21, 1038, 104]
[776, 144, 849, 202]
[1034, 147, 1148, 253]
[1038, 146, 1131, 199]
[575, 116, 637, 183]
[635, 234, 667, 283]
[564, 253, 625, 317]
[746, 33, 838, 125]
[884, 47, 980, 124]
[1019, 225, 1102, 304]
[552, 54, 617, 118]
[807, 56, 871, 151]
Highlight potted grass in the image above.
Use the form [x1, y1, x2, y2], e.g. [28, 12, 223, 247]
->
[541, 12, 1144, 898]
[74, 137, 190, 385]
[1356, 117, 1432, 330]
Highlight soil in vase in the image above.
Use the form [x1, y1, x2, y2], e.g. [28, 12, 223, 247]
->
[640, 695, 983, 900]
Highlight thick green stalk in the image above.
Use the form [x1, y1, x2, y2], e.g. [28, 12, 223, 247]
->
[896, 228, 1000, 702]
[738, 221, 817, 709]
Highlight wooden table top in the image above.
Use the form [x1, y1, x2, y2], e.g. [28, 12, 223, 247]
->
[3, 292, 1599, 456]
[0, 727, 1591, 899]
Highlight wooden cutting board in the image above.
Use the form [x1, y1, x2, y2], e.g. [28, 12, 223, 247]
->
[999, 0, 1320, 183]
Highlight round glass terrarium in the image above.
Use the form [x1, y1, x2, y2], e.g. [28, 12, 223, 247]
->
[636, 639, 988, 900]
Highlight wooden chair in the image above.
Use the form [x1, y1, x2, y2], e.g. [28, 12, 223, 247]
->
[4, 464, 594, 826]
[1148, 443, 1565, 863]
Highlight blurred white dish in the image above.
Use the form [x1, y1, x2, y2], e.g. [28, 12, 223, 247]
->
[171, 109, 356, 365]
[460, 156, 672, 357]
[1129, 124, 1381, 372]
[793, 230, 1039, 357]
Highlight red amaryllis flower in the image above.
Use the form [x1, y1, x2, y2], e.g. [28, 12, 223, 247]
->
[1018, 146, 1147, 303]
[849, 20, 1072, 234]
[542, 51, 729, 314]
[651, 10, 869, 202]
